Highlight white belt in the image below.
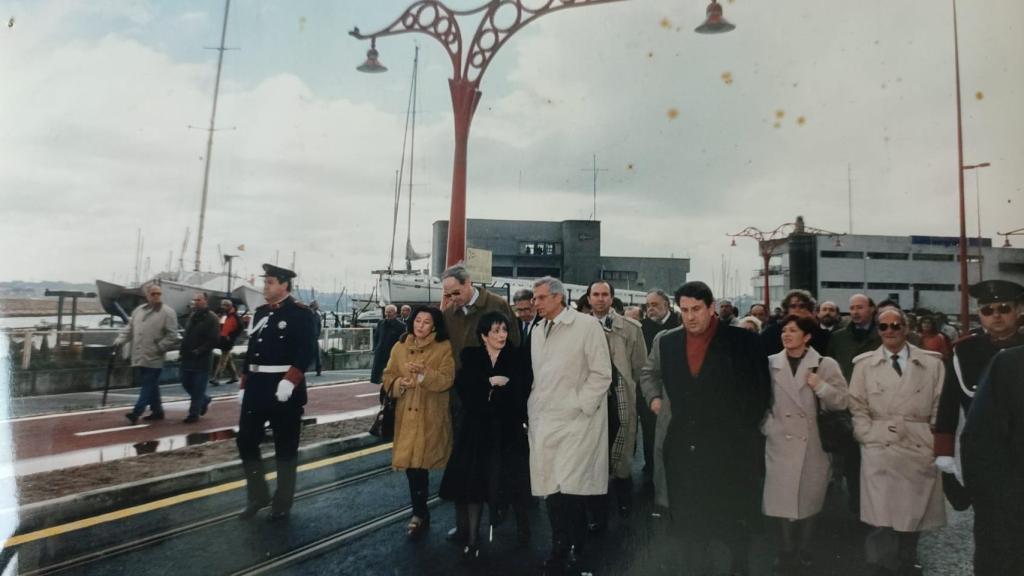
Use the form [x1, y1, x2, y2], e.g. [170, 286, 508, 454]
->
[248, 364, 290, 374]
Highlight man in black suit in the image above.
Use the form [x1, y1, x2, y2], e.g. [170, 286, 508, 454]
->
[513, 288, 540, 345]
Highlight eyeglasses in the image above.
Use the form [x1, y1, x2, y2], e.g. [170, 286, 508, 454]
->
[878, 322, 903, 332]
[979, 303, 1014, 316]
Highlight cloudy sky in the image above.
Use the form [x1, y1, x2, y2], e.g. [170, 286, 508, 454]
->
[1, 0, 1021, 297]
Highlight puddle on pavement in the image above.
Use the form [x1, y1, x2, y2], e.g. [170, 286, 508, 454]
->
[9, 408, 376, 477]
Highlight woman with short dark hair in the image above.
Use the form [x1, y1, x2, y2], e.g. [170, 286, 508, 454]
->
[439, 311, 532, 560]
[762, 314, 848, 573]
[382, 305, 455, 540]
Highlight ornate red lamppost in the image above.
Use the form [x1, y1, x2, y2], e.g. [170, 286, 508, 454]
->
[352, 1, 735, 267]
[729, 218, 843, 310]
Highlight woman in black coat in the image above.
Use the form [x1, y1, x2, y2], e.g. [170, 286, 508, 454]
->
[439, 311, 531, 560]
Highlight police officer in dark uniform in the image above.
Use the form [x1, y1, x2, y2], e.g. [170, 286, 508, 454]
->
[962, 343, 1024, 575]
[237, 264, 314, 520]
[934, 279, 1024, 474]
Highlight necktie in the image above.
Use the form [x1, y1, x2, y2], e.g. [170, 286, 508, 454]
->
[544, 320, 552, 338]
[891, 354, 902, 377]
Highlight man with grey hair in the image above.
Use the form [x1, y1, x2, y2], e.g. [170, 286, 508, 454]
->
[512, 288, 538, 339]
[441, 263, 520, 367]
[639, 288, 680, 485]
[115, 282, 180, 424]
[370, 304, 405, 385]
[529, 276, 612, 573]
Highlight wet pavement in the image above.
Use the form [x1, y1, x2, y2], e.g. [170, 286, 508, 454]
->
[4, 370, 376, 476]
[3, 440, 976, 576]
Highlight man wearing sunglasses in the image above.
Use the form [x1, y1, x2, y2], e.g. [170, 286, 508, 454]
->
[849, 306, 946, 576]
[934, 280, 1024, 476]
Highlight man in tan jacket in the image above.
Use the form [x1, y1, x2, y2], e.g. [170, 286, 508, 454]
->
[440, 263, 520, 367]
[585, 280, 646, 528]
[114, 283, 179, 424]
[849, 306, 945, 576]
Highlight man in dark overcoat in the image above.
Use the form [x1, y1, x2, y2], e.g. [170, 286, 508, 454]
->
[236, 264, 314, 521]
[370, 304, 406, 385]
[962, 344, 1024, 576]
[640, 281, 770, 576]
[638, 288, 679, 486]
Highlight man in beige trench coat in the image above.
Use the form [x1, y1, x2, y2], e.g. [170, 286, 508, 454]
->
[849, 306, 946, 576]
[528, 276, 612, 575]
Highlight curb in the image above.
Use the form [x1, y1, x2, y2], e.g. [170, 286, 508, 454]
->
[15, 432, 384, 535]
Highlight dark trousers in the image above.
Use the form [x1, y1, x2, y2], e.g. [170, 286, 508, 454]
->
[546, 493, 587, 555]
[131, 367, 163, 416]
[841, 445, 861, 513]
[236, 390, 302, 462]
[406, 468, 430, 520]
[180, 368, 209, 417]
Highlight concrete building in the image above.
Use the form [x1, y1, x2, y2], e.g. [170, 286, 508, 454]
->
[751, 232, 1024, 317]
[432, 219, 688, 292]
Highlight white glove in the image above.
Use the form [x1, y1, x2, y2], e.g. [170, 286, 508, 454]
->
[237, 389, 245, 405]
[276, 380, 295, 402]
[489, 375, 509, 387]
[935, 456, 958, 475]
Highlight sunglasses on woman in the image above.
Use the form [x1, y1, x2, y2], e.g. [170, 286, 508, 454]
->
[979, 303, 1014, 316]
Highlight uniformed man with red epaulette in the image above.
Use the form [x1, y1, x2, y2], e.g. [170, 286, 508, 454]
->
[237, 264, 315, 520]
[934, 279, 1024, 476]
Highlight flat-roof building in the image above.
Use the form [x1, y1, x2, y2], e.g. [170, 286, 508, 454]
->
[754, 231, 1024, 317]
[432, 219, 689, 293]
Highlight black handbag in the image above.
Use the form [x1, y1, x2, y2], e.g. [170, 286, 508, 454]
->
[811, 362, 855, 453]
[369, 388, 395, 441]
[815, 397, 855, 453]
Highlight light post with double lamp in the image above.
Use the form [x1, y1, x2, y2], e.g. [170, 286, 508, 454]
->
[351, 1, 735, 267]
[962, 161, 990, 280]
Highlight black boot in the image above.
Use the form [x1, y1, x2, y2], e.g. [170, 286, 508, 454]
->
[239, 460, 271, 519]
[269, 459, 297, 521]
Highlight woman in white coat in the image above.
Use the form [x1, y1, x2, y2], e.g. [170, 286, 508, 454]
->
[763, 314, 848, 573]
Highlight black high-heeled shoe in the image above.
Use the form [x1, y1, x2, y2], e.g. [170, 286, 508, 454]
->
[406, 516, 429, 541]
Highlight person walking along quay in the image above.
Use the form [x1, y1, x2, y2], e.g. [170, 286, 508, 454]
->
[763, 314, 848, 573]
[382, 305, 455, 540]
[639, 281, 771, 576]
[849, 306, 946, 575]
[528, 276, 612, 575]
[236, 264, 315, 521]
[179, 291, 219, 423]
[115, 282, 179, 424]
[211, 298, 243, 385]
[439, 311, 531, 561]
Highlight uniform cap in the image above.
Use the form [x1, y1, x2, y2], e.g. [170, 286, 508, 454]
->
[968, 279, 1024, 304]
[261, 263, 297, 281]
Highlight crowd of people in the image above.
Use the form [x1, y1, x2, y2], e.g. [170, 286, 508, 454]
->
[114, 262, 1024, 576]
[370, 265, 1024, 576]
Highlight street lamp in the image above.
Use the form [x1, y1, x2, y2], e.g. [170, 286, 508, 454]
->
[351, 1, 735, 267]
[223, 254, 239, 293]
[729, 218, 843, 310]
[998, 227, 1024, 248]
[963, 161, 990, 280]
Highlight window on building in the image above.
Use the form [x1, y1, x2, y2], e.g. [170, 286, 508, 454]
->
[867, 282, 911, 290]
[998, 262, 1024, 273]
[491, 266, 514, 277]
[866, 252, 909, 260]
[957, 254, 984, 263]
[820, 250, 864, 259]
[914, 283, 956, 292]
[820, 281, 864, 289]
[519, 242, 561, 256]
[517, 267, 560, 278]
[912, 253, 955, 262]
[601, 270, 638, 282]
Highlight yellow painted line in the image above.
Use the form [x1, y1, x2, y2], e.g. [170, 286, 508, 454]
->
[3, 442, 392, 549]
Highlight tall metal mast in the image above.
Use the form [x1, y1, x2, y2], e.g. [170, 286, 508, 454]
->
[193, 0, 232, 272]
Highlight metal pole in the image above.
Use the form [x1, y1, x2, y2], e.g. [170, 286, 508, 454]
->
[194, 0, 231, 272]
[952, 0, 970, 332]
[763, 251, 771, 310]
[974, 169, 983, 280]
[445, 78, 479, 267]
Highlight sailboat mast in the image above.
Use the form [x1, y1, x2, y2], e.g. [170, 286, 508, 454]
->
[193, 0, 231, 272]
[388, 169, 400, 273]
[405, 46, 419, 272]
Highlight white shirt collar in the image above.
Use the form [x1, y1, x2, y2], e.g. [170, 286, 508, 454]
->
[882, 344, 910, 371]
[548, 307, 570, 326]
[461, 287, 480, 315]
[658, 310, 671, 325]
